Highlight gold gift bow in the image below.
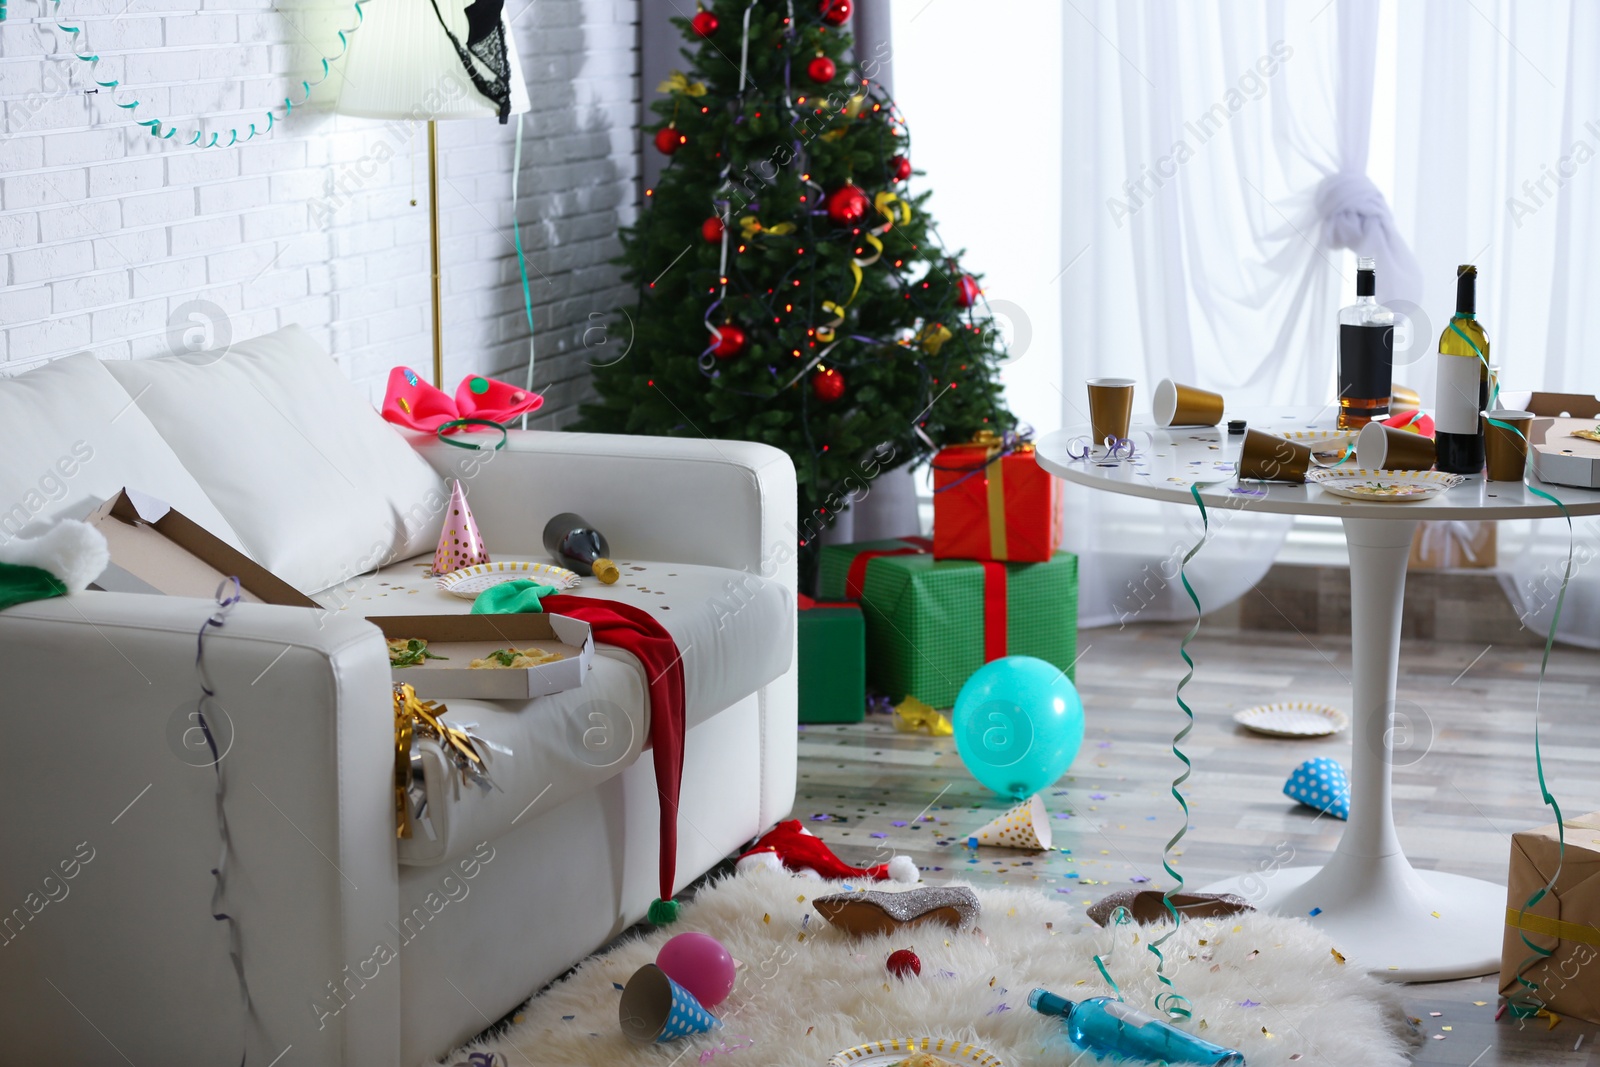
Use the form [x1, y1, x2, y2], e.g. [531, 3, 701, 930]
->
[392, 683, 494, 838]
[964, 430, 1036, 562]
[657, 71, 706, 96]
[1505, 907, 1600, 949]
[893, 695, 953, 736]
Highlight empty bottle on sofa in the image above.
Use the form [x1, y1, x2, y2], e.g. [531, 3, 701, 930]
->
[1029, 988, 1246, 1065]
[543, 513, 620, 584]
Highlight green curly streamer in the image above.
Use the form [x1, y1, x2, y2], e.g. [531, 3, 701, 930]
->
[51, 0, 364, 149]
[1143, 480, 1211, 1021]
[1091, 905, 1134, 1000]
[1448, 315, 1575, 1019]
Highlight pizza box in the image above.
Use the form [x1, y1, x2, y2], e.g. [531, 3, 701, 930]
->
[84, 488, 318, 607]
[1530, 416, 1600, 490]
[368, 612, 594, 701]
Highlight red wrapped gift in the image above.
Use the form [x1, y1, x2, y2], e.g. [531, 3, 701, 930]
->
[932, 432, 1062, 562]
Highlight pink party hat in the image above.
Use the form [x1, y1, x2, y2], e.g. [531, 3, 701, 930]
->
[432, 480, 489, 575]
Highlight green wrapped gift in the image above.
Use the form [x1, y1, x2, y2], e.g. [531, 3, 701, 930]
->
[797, 594, 866, 724]
[817, 537, 1078, 709]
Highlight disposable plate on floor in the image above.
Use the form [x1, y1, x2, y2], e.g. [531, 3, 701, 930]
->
[435, 560, 581, 598]
[1233, 701, 1349, 738]
[1307, 468, 1465, 501]
[826, 1037, 1005, 1067]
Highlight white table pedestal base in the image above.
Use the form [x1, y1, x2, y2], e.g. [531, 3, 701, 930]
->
[1203, 516, 1506, 982]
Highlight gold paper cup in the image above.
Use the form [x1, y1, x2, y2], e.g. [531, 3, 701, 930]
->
[1237, 428, 1312, 482]
[1086, 377, 1135, 443]
[1153, 379, 1225, 428]
[1483, 410, 1534, 481]
[1355, 422, 1436, 471]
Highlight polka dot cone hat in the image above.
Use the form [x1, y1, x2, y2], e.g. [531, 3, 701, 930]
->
[1282, 756, 1350, 820]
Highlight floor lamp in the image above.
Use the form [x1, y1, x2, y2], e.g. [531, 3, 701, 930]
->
[336, 0, 531, 388]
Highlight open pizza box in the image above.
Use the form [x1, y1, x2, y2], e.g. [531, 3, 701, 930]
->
[84, 488, 318, 607]
[368, 613, 594, 701]
[1515, 392, 1600, 490]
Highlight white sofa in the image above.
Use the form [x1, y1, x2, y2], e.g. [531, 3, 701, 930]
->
[0, 326, 798, 1066]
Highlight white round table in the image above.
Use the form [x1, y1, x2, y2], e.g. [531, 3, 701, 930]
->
[1036, 407, 1600, 982]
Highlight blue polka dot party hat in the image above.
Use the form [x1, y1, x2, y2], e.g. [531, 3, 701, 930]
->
[1282, 756, 1350, 820]
[618, 963, 722, 1044]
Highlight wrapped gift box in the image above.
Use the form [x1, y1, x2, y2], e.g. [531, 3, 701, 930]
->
[817, 538, 1078, 709]
[1410, 521, 1497, 570]
[932, 437, 1062, 563]
[797, 594, 866, 724]
[1500, 812, 1600, 1023]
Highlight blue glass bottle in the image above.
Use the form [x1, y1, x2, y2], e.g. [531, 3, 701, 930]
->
[1029, 988, 1246, 1065]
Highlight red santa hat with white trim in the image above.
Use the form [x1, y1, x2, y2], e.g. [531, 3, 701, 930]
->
[735, 820, 919, 883]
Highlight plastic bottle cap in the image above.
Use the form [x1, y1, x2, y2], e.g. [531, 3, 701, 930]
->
[593, 558, 621, 585]
[1028, 988, 1073, 1016]
[1227, 419, 1247, 435]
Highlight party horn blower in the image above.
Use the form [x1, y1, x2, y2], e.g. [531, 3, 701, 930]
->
[619, 963, 722, 1044]
[432, 479, 490, 576]
[967, 794, 1052, 850]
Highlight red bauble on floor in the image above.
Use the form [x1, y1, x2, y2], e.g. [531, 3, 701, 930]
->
[825, 184, 869, 226]
[819, 0, 851, 26]
[807, 56, 836, 83]
[812, 367, 845, 402]
[691, 10, 719, 36]
[654, 126, 685, 155]
[886, 948, 921, 979]
[711, 324, 748, 358]
[701, 216, 725, 243]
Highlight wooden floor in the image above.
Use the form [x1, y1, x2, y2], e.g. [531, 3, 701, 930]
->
[794, 621, 1600, 1066]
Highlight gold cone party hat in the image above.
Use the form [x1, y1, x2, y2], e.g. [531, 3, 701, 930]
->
[966, 794, 1051, 851]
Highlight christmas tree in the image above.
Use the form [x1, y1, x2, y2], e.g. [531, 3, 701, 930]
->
[576, 0, 1016, 573]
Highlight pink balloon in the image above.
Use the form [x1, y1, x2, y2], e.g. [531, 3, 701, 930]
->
[655, 932, 736, 1009]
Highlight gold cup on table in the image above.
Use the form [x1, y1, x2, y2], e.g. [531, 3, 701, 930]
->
[1086, 378, 1136, 444]
[1237, 428, 1313, 483]
[1355, 422, 1436, 471]
[1483, 410, 1535, 481]
[1153, 379, 1225, 428]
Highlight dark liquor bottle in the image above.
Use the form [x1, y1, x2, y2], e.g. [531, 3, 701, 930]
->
[542, 513, 620, 584]
[1434, 265, 1490, 474]
[1336, 257, 1395, 429]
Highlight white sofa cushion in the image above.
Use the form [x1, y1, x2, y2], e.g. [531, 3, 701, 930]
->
[104, 325, 446, 593]
[0, 354, 243, 548]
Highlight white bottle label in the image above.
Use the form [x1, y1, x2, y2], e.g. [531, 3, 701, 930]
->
[1435, 352, 1483, 436]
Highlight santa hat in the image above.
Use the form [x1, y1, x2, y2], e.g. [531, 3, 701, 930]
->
[0, 520, 109, 613]
[735, 820, 918, 884]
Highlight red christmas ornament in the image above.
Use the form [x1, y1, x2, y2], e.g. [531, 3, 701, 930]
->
[691, 9, 719, 36]
[886, 949, 921, 980]
[654, 126, 685, 155]
[825, 184, 869, 226]
[807, 56, 837, 83]
[701, 216, 725, 243]
[891, 155, 912, 182]
[956, 274, 982, 308]
[820, 0, 851, 26]
[711, 323, 748, 359]
[812, 367, 845, 403]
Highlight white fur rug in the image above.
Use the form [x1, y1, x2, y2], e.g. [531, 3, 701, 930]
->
[455, 868, 1415, 1067]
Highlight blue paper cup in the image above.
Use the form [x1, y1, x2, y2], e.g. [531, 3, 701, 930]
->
[619, 963, 721, 1044]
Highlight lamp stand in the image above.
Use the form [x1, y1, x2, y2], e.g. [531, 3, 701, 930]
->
[427, 118, 444, 389]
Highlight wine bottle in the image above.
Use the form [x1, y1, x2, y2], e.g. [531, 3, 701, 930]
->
[1434, 265, 1490, 474]
[1029, 988, 1247, 1066]
[1336, 257, 1395, 430]
[542, 512, 620, 584]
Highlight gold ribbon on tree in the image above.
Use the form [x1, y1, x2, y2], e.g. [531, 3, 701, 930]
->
[817, 191, 914, 343]
[739, 216, 797, 240]
[657, 71, 707, 96]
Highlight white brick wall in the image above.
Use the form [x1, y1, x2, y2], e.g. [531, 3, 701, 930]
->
[0, 0, 640, 427]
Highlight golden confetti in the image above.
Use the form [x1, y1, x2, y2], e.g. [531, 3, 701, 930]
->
[1443, 1026, 1453, 1032]
[797, 933, 805, 942]
[1473, 1001, 1488, 1006]
[1431, 911, 1441, 918]
[1331, 948, 1346, 964]
[1199, 1019, 1208, 1030]
[1198, 939, 1208, 946]
[1074, 979, 1086, 986]
[763, 913, 771, 924]
[989, 976, 997, 987]
[1232, 924, 1242, 933]
[796, 894, 806, 903]
[1262, 1028, 1274, 1038]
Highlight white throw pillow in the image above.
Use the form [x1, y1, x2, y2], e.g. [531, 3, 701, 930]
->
[104, 325, 446, 593]
[0, 354, 243, 549]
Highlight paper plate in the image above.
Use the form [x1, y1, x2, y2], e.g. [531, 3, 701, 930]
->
[1278, 428, 1357, 455]
[826, 1038, 1005, 1067]
[1234, 701, 1349, 738]
[1308, 468, 1465, 501]
[435, 560, 581, 598]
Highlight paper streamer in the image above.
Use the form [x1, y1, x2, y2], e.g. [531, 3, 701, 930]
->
[1144, 482, 1211, 1021]
[513, 112, 539, 430]
[192, 577, 253, 1066]
[1447, 314, 1576, 1019]
[1091, 905, 1134, 1000]
[51, 0, 365, 147]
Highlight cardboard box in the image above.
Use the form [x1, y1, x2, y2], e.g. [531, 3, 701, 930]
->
[85, 488, 317, 607]
[1409, 521, 1497, 570]
[1500, 813, 1600, 1024]
[369, 613, 593, 701]
[1530, 417, 1600, 491]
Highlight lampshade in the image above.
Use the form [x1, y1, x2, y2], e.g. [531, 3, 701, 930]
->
[337, 0, 531, 120]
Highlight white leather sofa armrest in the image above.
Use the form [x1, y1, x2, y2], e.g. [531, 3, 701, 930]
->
[412, 430, 799, 593]
[0, 591, 399, 1067]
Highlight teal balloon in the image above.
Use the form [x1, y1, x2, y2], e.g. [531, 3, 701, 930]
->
[952, 656, 1085, 799]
